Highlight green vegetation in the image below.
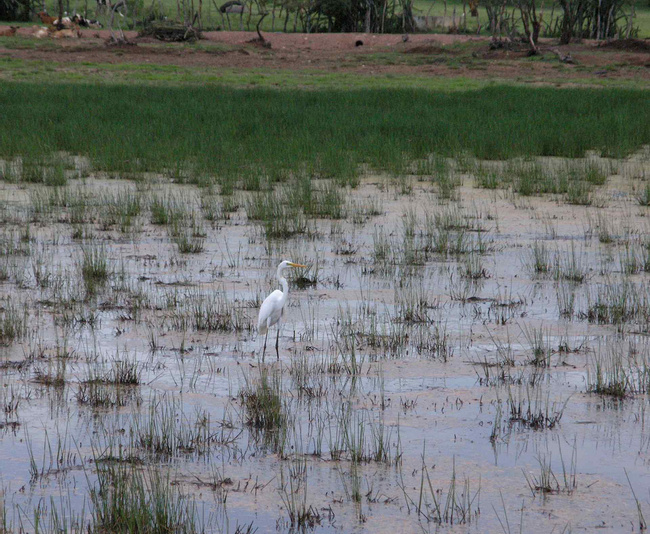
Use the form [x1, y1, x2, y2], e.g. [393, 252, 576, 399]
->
[1, 52, 647, 91]
[1, 82, 648, 187]
[240, 369, 284, 430]
[91, 463, 202, 533]
[79, 245, 110, 294]
[0, 300, 27, 345]
[7, 0, 649, 37]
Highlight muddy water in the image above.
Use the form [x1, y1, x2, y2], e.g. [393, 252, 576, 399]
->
[0, 159, 650, 533]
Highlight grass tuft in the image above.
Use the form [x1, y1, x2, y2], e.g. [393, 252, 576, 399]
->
[240, 369, 284, 431]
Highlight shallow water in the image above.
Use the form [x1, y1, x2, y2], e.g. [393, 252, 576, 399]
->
[1, 158, 650, 533]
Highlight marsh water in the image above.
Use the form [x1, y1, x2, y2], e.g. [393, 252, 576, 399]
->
[1, 154, 650, 533]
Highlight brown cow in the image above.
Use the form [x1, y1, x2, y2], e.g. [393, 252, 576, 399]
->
[38, 12, 77, 29]
[0, 26, 18, 37]
[37, 11, 57, 25]
[51, 28, 81, 38]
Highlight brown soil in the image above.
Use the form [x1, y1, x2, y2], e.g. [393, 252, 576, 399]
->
[598, 37, 650, 52]
[1, 26, 650, 85]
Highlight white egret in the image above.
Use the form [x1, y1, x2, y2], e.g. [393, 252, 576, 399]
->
[257, 260, 306, 361]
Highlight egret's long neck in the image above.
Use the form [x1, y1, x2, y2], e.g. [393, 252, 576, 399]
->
[277, 265, 289, 295]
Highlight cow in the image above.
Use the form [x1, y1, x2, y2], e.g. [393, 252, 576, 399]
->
[71, 14, 102, 28]
[0, 26, 18, 37]
[37, 11, 57, 25]
[51, 28, 82, 38]
[39, 12, 79, 29]
[33, 26, 50, 38]
[52, 16, 74, 28]
[413, 14, 466, 31]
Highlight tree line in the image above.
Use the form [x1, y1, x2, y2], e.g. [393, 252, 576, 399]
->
[0, 0, 638, 44]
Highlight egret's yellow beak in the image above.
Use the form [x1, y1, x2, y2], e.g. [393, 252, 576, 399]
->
[288, 262, 307, 268]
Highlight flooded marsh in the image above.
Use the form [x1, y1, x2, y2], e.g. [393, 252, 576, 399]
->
[1, 150, 650, 533]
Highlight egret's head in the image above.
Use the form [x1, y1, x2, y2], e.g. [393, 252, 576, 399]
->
[280, 260, 307, 270]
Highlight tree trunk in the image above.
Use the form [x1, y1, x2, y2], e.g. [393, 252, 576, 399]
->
[57, 0, 63, 29]
[108, 0, 127, 42]
[517, 0, 542, 53]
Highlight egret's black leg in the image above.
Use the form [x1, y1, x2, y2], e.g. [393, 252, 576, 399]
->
[275, 329, 280, 360]
[262, 331, 268, 363]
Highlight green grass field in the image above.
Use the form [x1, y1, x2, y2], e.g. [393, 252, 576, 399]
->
[1, 82, 648, 187]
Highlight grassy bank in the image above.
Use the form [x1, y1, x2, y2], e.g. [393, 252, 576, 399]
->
[4, 53, 648, 92]
[1, 82, 648, 183]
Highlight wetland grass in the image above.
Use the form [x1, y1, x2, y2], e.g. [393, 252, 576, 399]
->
[14, 159, 69, 187]
[0, 300, 28, 345]
[636, 185, 650, 207]
[200, 193, 223, 222]
[556, 280, 577, 318]
[412, 321, 454, 361]
[404, 453, 480, 526]
[171, 290, 251, 333]
[523, 455, 561, 496]
[79, 245, 110, 295]
[619, 242, 644, 275]
[102, 188, 142, 231]
[33, 358, 68, 388]
[524, 439, 577, 497]
[172, 227, 206, 254]
[553, 242, 587, 283]
[76, 380, 141, 408]
[583, 280, 648, 327]
[0, 385, 21, 423]
[625, 468, 648, 531]
[326, 401, 402, 465]
[586, 340, 650, 398]
[90, 463, 203, 534]
[506, 158, 610, 198]
[246, 189, 308, 238]
[565, 180, 593, 206]
[279, 458, 321, 530]
[461, 253, 489, 280]
[83, 354, 142, 386]
[134, 393, 213, 457]
[526, 240, 552, 276]
[474, 164, 501, 190]
[240, 368, 284, 431]
[506, 385, 568, 430]
[521, 324, 552, 367]
[1, 84, 649, 185]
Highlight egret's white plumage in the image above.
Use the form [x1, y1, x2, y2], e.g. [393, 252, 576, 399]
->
[257, 289, 284, 334]
[257, 260, 306, 360]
